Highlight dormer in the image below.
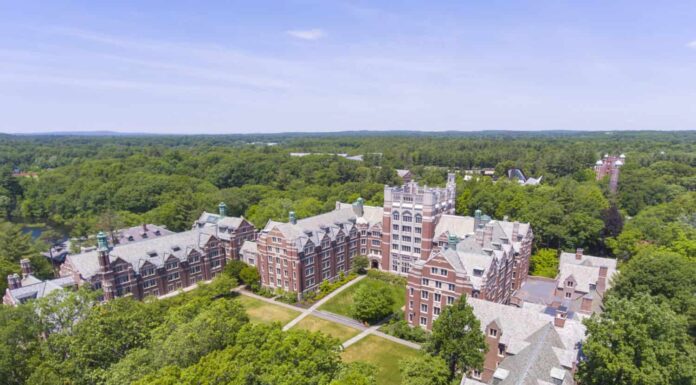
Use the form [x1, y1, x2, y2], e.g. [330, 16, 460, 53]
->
[486, 319, 502, 339]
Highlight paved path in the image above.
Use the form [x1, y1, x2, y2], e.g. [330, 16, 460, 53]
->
[283, 274, 366, 331]
[233, 277, 421, 350]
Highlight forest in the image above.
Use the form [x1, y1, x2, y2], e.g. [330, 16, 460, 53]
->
[0, 131, 695, 385]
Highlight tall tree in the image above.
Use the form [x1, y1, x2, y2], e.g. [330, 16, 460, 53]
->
[400, 355, 450, 385]
[578, 295, 696, 385]
[425, 296, 486, 380]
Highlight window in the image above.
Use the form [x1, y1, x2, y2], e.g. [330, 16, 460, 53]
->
[322, 239, 330, 248]
[409, 300, 413, 310]
[414, 247, 421, 254]
[489, 328, 498, 337]
[420, 317, 427, 326]
[167, 272, 180, 281]
[306, 256, 314, 265]
[567, 281, 574, 287]
[211, 259, 221, 268]
[304, 245, 313, 255]
[409, 288, 414, 296]
[431, 267, 438, 274]
[420, 304, 428, 312]
[408, 313, 414, 322]
[393, 224, 399, 231]
[392, 212, 400, 221]
[306, 277, 315, 287]
[141, 267, 155, 277]
[189, 254, 200, 263]
[115, 275, 129, 285]
[434, 293, 441, 302]
[305, 267, 315, 276]
[415, 214, 422, 223]
[401, 245, 411, 252]
[447, 296, 455, 305]
[472, 370, 481, 379]
[440, 269, 448, 276]
[448, 283, 455, 291]
[434, 307, 441, 315]
[421, 291, 429, 300]
[143, 278, 157, 288]
[165, 261, 179, 270]
[422, 278, 429, 285]
[208, 248, 220, 258]
[392, 244, 398, 250]
[403, 214, 412, 222]
[498, 344, 505, 357]
[435, 281, 442, 289]
[402, 236, 411, 242]
[415, 227, 422, 234]
[565, 292, 572, 299]
[371, 240, 380, 246]
[190, 265, 201, 274]
[402, 226, 411, 232]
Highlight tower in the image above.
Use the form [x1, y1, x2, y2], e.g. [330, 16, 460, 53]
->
[218, 202, 227, 217]
[96, 231, 115, 300]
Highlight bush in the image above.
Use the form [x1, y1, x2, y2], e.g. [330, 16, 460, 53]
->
[304, 273, 357, 304]
[366, 269, 406, 285]
[239, 266, 261, 288]
[351, 284, 395, 323]
[223, 260, 247, 281]
[254, 287, 275, 298]
[275, 290, 297, 304]
[352, 256, 369, 274]
[382, 319, 428, 343]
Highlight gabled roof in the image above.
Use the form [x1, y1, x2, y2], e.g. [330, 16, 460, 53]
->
[66, 229, 215, 279]
[116, 224, 173, 245]
[559, 252, 617, 270]
[557, 264, 617, 293]
[7, 275, 76, 303]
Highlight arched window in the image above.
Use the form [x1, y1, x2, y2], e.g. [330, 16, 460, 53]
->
[392, 211, 400, 221]
[415, 214, 422, 223]
[403, 211, 412, 222]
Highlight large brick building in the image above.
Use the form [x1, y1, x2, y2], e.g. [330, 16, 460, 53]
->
[256, 199, 382, 294]
[60, 204, 255, 300]
[594, 153, 624, 193]
[405, 215, 533, 330]
[4, 259, 76, 305]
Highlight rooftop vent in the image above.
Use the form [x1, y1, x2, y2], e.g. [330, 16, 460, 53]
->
[171, 246, 181, 252]
[147, 251, 158, 257]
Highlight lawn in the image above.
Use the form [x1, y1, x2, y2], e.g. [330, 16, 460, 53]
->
[318, 276, 405, 320]
[236, 295, 301, 325]
[294, 315, 361, 342]
[342, 335, 421, 385]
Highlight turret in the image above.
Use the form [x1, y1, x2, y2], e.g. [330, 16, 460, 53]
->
[20, 258, 32, 278]
[353, 197, 364, 217]
[218, 202, 227, 217]
[289, 211, 297, 225]
[97, 231, 110, 272]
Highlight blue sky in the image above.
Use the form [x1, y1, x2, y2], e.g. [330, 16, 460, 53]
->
[1, 1, 695, 133]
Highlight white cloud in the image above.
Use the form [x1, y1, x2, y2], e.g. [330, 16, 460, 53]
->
[687, 40, 696, 49]
[286, 29, 326, 40]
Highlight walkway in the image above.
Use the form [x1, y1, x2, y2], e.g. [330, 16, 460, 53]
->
[233, 276, 420, 350]
[283, 274, 366, 331]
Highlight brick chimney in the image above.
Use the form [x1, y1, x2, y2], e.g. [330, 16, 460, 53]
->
[597, 266, 608, 293]
[511, 222, 519, 241]
[483, 223, 494, 244]
[475, 228, 484, 246]
[580, 296, 593, 313]
[575, 248, 583, 260]
[554, 307, 567, 328]
[7, 273, 21, 289]
[20, 259, 32, 278]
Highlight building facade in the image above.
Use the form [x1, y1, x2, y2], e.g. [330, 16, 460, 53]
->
[594, 153, 625, 193]
[380, 173, 456, 275]
[405, 215, 533, 330]
[4, 259, 76, 305]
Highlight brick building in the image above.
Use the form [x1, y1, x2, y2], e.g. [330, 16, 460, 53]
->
[380, 173, 456, 275]
[405, 215, 533, 329]
[256, 199, 382, 294]
[60, 203, 254, 300]
[594, 153, 625, 193]
[3, 259, 76, 305]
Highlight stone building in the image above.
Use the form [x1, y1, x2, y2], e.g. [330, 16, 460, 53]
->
[396, 169, 413, 184]
[594, 154, 625, 193]
[405, 214, 533, 329]
[256, 199, 382, 295]
[60, 203, 254, 300]
[3, 259, 76, 305]
[380, 173, 456, 275]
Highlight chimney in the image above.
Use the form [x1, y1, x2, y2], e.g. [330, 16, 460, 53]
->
[575, 248, 583, 260]
[581, 296, 593, 313]
[218, 202, 227, 217]
[475, 228, 484, 247]
[289, 211, 297, 225]
[597, 266, 608, 293]
[554, 307, 567, 328]
[484, 223, 494, 244]
[512, 222, 519, 241]
[7, 273, 21, 289]
[20, 258, 32, 278]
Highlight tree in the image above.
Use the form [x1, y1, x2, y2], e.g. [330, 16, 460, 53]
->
[352, 255, 369, 274]
[351, 283, 394, 324]
[611, 249, 696, 338]
[239, 266, 261, 289]
[330, 362, 377, 385]
[400, 355, 450, 385]
[426, 296, 486, 380]
[529, 248, 558, 278]
[0, 305, 42, 385]
[223, 260, 247, 281]
[578, 295, 696, 385]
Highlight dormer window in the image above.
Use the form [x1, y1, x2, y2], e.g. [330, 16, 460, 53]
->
[154, 230, 161, 236]
[473, 269, 484, 277]
[489, 328, 498, 337]
[171, 246, 181, 252]
[127, 235, 134, 241]
[567, 281, 574, 287]
[147, 251, 158, 258]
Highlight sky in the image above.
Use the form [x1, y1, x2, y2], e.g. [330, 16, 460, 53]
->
[1, 1, 695, 134]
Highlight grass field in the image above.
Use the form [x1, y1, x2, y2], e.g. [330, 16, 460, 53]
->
[318, 277, 406, 320]
[236, 295, 301, 325]
[342, 335, 421, 385]
[294, 315, 361, 342]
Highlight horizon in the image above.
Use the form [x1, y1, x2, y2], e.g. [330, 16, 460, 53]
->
[1, 1, 696, 134]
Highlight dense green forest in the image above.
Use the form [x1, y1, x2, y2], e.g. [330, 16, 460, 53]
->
[0, 131, 695, 385]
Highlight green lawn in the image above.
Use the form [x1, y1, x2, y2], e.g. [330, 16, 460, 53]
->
[236, 295, 301, 325]
[294, 315, 361, 342]
[318, 277, 406, 320]
[342, 335, 421, 385]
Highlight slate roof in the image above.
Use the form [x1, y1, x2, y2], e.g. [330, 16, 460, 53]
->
[467, 297, 585, 362]
[66, 229, 214, 279]
[115, 224, 173, 245]
[7, 275, 76, 303]
[434, 215, 476, 239]
[240, 240, 258, 255]
[557, 264, 617, 293]
[262, 203, 382, 250]
[559, 252, 617, 270]
[195, 212, 249, 241]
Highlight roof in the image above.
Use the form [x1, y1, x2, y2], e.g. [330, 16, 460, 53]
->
[559, 252, 617, 270]
[66, 229, 214, 279]
[396, 169, 411, 178]
[7, 275, 76, 303]
[262, 203, 382, 250]
[240, 240, 258, 254]
[435, 215, 476, 239]
[467, 296, 585, 366]
[557, 264, 617, 293]
[194, 212, 251, 240]
[115, 224, 173, 245]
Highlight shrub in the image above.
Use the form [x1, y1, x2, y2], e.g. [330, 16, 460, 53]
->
[351, 284, 395, 323]
[366, 269, 406, 285]
[352, 256, 369, 274]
